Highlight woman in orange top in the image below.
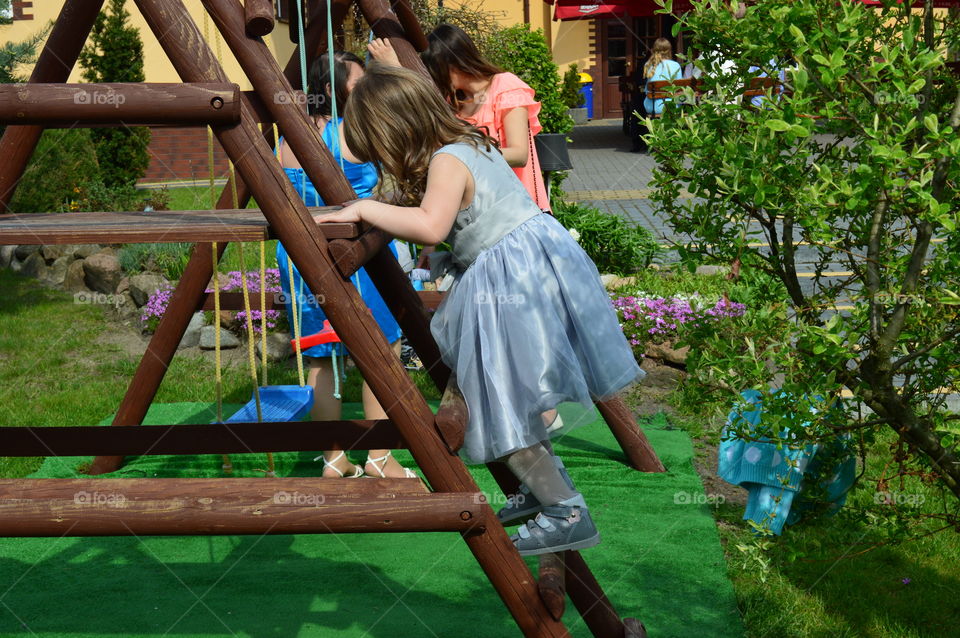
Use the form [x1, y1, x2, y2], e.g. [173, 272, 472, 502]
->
[422, 24, 551, 212]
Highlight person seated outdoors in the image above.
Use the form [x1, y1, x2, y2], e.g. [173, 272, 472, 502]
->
[642, 37, 683, 117]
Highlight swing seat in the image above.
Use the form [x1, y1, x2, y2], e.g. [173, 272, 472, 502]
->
[291, 319, 341, 352]
[223, 385, 315, 423]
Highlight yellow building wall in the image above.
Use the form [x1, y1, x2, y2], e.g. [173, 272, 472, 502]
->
[0, 0, 595, 84]
[0, 1, 296, 89]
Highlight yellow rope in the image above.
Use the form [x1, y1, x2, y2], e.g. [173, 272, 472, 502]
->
[288, 259, 307, 388]
[260, 240, 268, 385]
[274, 121, 307, 388]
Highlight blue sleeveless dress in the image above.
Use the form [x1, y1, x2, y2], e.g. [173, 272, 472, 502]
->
[429, 142, 645, 463]
[275, 118, 402, 358]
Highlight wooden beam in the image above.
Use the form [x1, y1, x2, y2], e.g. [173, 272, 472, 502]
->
[0, 83, 241, 126]
[0, 479, 485, 536]
[245, 0, 275, 36]
[595, 399, 666, 473]
[390, 0, 429, 51]
[356, 0, 430, 77]
[327, 226, 393, 278]
[538, 553, 566, 621]
[564, 551, 629, 638]
[434, 379, 467, 454]
[0, 207, 358, 246]
[0, 419, 408, 457]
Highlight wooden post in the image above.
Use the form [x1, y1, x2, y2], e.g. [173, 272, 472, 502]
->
[595, 398, 666, 472]
[564, 550, 629, 638]
[356, 0, 430, 76]
[389, 0, 429, 51]
[0, 0, 107, 211]
[538, 553, 566, 621]
[143, 1, 569, 634]
[244, 0, 275, 36]
[434, 378, 467, 453]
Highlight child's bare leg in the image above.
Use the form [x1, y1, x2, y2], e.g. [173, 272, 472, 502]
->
[362, 340, 414, 478]
[307, 356, 362, 478]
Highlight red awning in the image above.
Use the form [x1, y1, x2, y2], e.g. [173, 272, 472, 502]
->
[549, 0, 694, 21]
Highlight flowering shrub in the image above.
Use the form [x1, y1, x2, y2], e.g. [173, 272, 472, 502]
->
[140, 270, 283, 335]
[206, 269, 283, 335]
[612, 292, 746, 352]
[139, 285, 174, 334]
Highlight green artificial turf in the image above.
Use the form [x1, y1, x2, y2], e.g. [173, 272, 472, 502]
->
[0, 403, 744, 638]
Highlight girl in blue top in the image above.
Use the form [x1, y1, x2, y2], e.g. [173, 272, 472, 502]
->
[276, 45, 416, 480]
[319, 64, 645, 556]
[642, 37, 683, 116]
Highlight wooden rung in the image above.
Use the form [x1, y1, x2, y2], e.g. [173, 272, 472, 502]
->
[0, 419, 408, 457]
[0, 207, 356, 245]
[538, 553, 566, 621]
[418, 290, 445, 310]
[328, 226, 392, 278]
[0, 479, 485, 536]
[204, 289, 441, 313]
[435, 379, 467, 454]
[0, 83, 241, 127]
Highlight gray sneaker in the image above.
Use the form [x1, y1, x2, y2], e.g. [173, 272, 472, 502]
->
[510, 502, 601, 556]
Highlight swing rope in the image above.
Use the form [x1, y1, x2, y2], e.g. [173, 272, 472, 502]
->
[202, 12, 234, 474]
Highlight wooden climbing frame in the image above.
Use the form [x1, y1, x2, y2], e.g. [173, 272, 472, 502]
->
[0, 1, 659, 635]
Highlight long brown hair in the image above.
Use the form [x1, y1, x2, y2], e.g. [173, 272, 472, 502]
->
[307, 51, 363, 117]
[344, 63, 495, 207]
[644, 38, 674, 78]
[422, 23, 502, 111]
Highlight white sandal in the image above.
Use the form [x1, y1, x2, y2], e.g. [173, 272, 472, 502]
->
[365, 451, 418, 479]
[316, 451, 364, 478]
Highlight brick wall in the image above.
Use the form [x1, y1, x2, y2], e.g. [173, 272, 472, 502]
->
[140, 127, 232, 184]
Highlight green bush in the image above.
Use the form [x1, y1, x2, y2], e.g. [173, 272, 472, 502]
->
[9, 129, 102, 213]
[118, 243, 192, 280]
[553, 199, 661, 275]
[560, 63, 583, 109]
[486, 25, 574, 135]
[78, 0, 150, 188]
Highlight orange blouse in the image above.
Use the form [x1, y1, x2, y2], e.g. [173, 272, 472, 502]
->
[460, 72, 551, 212]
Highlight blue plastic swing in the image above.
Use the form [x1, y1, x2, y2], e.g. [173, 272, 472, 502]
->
[224, 385, 315, 423]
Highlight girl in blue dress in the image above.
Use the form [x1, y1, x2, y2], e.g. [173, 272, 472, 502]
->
[276, 46, 416, 480]
[319, 64, 645, 555]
